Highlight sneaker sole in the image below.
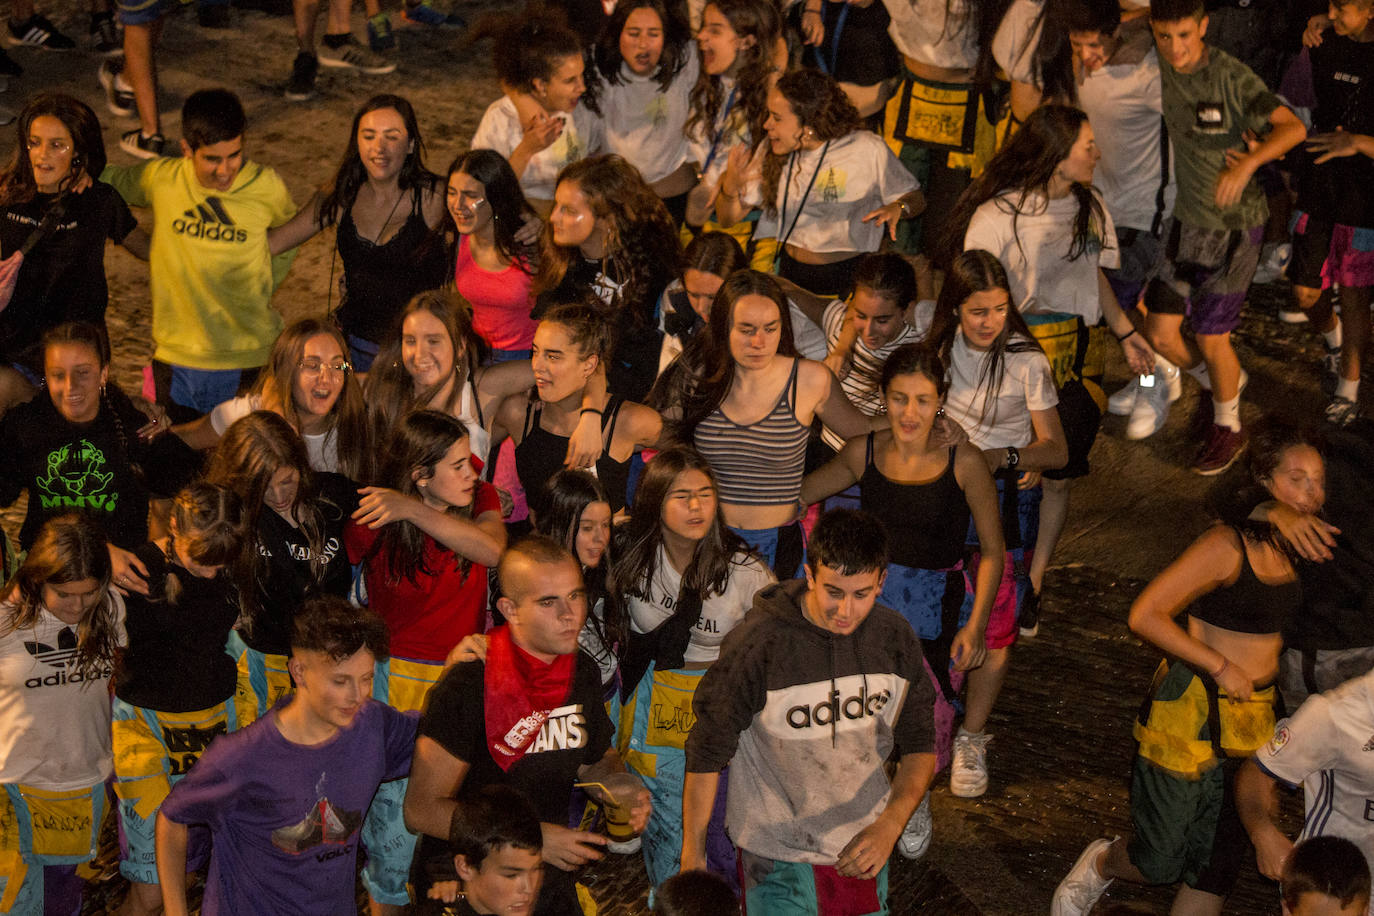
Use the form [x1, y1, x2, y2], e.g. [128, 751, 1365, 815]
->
[6, 34, 73, 50]
[1193, 441, 1247, 476]
[284, 88, 315, 101]
[318, 54, 396, 74]
[97, 66, 136, 117]
[949, 779, 987, 798]
[119, 136, 162, 159]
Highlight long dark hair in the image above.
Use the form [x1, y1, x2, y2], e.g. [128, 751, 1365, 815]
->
[0, 93, 106, 205]
[684, 231, 747, 279]
[760, 70, 862, 218]
[584, 0, 693, 114]
[685, 0, 781, 151]
[41, 322, 130, 460]
[317, 94, 441, 229]
[2, 514, 118, 680]
[535, 155, 682, 329]
[536, 469, 622, 651]
[610, 446, 752, 607]
[445, 149, 537, 272]
[161, 481, 244, 605]
[927, 249, 1043, 430]
[1213, 417, 1328, 554]
[943, 105, 1104, 268]
[1020, 0, 1078, 107]
[653, 269, 798, 440]
[370, 410, 476, 585]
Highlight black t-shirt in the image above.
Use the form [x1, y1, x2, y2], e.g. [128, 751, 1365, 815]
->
[416, 650, 612, 916]
[1293, 35, 1374, 227]
[116, 542, 239, 711]
[0, 385, 199, 549]
[800, 1, 900, 87]
[241, 472, 357, 656]
[0, 183, 138, 370]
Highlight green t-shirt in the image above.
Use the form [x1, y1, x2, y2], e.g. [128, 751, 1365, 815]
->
[1159, 46, 1279, 231]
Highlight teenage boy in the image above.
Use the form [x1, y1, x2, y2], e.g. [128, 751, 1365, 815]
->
[682, 508, 937, 915]
[1143, 0, 1306, 474]
[446, 786, 544, 916]
[1068, 0, 1182, 441]
[1279, 0, 1374, 426]
[102, 89, 296, 422]
[404, 536, 651, 916]
[155, 597, 417, 916]
[1281, 836, 1371, 916]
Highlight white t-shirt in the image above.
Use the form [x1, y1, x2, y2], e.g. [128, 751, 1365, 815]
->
[881, 0, 979, 70]
[943, 332, 1058, 450]
[992, 0, 1043, 86]
[1255, 669, 1374, 892]
[1078, 45, 1177, 233]
[471, 97, 605, 202]
[819, 297, 930, 450]
[211, 395, 339, 473]
[0, 594, 126, 790]
[628, 547, 774, 665]
[454, 381, 491, 466]
[964, 189, 1119, 323]
[686, 75, 752, 188]
[748, 131, 920, 255]
[600, 54, 699, 185]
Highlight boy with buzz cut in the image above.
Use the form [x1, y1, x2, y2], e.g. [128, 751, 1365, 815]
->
[1142, 0, 1306, 475]
[102, 88, 296, 423]
[1282, 836, 1371, 916]
[441, 786, 544, 916]
[1280, 0, 1374, 428]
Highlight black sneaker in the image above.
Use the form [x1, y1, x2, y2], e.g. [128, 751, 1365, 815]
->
[1018, 588, 1041, 638]
[99, 59, 136, 117]
[196, 3, 231, 28]
[120, 128, 166, 159]
[284, 50, 317, 100]
[8, 14, 76, 50]
[0, 47, 21, 76]
[90, 10, 120, 55]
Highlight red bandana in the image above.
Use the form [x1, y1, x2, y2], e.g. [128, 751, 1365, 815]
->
[483, 625, 576, 772]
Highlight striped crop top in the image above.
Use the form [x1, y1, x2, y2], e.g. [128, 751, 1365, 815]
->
[694, 359, 809, 506]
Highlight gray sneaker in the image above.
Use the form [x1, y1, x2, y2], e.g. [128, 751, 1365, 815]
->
[1326, 396, 1360, 428]
[1052, 838, 1115, 916]
[318, 35, 396, 73]
[897, 792, 932, 860]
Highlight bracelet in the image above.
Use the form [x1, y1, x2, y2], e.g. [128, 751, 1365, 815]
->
[580, 408, 603, 417]
[1116, 328, 1138, 343]
[719, 186, 739, 200]
[803, 6, 821, 15]
[1211, 657, 1229, 679]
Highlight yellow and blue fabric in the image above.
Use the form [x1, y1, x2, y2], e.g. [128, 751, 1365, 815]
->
[112, 696, 238, 884]
[227, 630, 292, 728]
[360, 655, 445, 906]
[0, 782, 106, 914]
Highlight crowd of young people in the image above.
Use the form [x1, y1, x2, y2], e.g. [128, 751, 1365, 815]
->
[2, 0, 1374, 912]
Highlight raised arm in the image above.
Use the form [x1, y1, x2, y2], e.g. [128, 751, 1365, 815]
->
[800, 436, 864, 506]
[352, 488, 506, 567]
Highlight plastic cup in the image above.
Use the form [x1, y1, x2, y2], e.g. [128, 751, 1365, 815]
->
[598, 772, 643, 842]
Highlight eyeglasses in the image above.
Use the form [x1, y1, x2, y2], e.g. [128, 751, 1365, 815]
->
[299, 358, 352, 378]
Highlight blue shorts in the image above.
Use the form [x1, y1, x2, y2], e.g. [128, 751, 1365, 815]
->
[730, 522, 805, 579]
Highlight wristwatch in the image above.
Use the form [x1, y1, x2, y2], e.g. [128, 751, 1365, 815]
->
[1004, 446, 1020, 470]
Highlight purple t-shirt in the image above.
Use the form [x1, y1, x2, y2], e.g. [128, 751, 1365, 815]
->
[160, 699, 417, 916]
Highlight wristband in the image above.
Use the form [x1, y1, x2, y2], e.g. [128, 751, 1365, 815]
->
[1210, 657, 1228, 679]
[803, 6, 821, 14]
[580, 408, 603, 417]
[1116, 328, 1138, 343]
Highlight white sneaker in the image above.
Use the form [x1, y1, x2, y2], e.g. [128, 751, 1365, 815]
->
[1158, 358, 1183, 403]
[897, 792, 932, 860]
[1126, 368, 1175, 440]
[1253, 241, 1292, 285]
[1278, 308, 1310, 324]
[1106, 378, 1139, 416]
[950, 731, 990, 798]
[1052, 838, 1116, 916]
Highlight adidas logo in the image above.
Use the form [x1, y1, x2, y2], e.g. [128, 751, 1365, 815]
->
[172, 197, 247, 242]
[22, 628, 112, 688]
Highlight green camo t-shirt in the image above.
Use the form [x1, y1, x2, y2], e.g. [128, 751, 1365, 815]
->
[1159, 46, 1279, 231]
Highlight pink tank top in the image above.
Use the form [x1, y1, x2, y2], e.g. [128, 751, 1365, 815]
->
[455, 235, 537, 352]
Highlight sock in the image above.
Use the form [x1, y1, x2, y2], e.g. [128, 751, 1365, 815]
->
[957, 726, 983, 740]
[1337, 377, 1360, 401]
[322, 32, 349, 48]
[1213, 395, 1241, 432]
[1155, 354, 1179, 378]
[1324, 319, 1343, 350]
[1187, 362, 1212, 391]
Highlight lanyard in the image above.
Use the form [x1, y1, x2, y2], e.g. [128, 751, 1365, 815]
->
[774, 140, 831, 269]
[700, 87, 738, 176]
[814, 3, 850, 77]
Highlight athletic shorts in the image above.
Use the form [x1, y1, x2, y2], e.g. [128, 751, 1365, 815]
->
[227, 630, 293, 728]
[112, 697, 235, 884]
[1106, 227, 1163, 311]
[1145, 219, 1264, 336]
[964, 474, 1038, 648]
[1289, 212, 1374, 291]
[730, 522, 805, 580]
[115, 0, 171, 26]
[360, 655, 445, 906]
[1023, 313, 1107, 480]
[0, 782, 106, 914]
[740, 848, 889, 916]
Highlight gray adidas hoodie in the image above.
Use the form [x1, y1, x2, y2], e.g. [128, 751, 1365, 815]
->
[685, 579, 935, 864]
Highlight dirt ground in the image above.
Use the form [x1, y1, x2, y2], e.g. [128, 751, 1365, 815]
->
[1, 1, 1340, 911]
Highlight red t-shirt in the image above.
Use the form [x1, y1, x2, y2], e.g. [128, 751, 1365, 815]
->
[345, 481, 501, 662]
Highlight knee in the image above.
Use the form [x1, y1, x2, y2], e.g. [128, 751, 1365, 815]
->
[1291, 285, 1322, 310]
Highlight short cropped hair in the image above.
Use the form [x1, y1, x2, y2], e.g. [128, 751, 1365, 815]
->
[182, 88, 247, 150]
[1150, 0, 1206, 23]
[1282, 835, 1371, 912]
[497, 534, 577, 600]
[1064, 0, 1122, 37]
[449, 785, 542, 870]
[290, 595, 390, 663]
[806, 509, 889, 577]
[653, 870, 738, 915]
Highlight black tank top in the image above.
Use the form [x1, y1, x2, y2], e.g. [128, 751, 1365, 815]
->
[1189, 528, 1302, 635]
[859, 435, 969, 570]
[335, 202, 448, 345]
[515, 396, 631, 518]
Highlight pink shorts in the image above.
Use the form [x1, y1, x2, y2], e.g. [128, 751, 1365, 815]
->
[965, 549, 1025, 651]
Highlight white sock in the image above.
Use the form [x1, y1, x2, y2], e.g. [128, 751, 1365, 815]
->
[1336, 377, 1360, 401]
[1187, 362, 1212, 391]
[1324, 319, 1343, 350]
[1155, 354, 1179, 378]
[1213, 396, 1241, 432]
[957, 726, 983, 740]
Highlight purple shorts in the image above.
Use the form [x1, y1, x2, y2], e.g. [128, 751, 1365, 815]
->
[1145, 219, 1264, 336]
